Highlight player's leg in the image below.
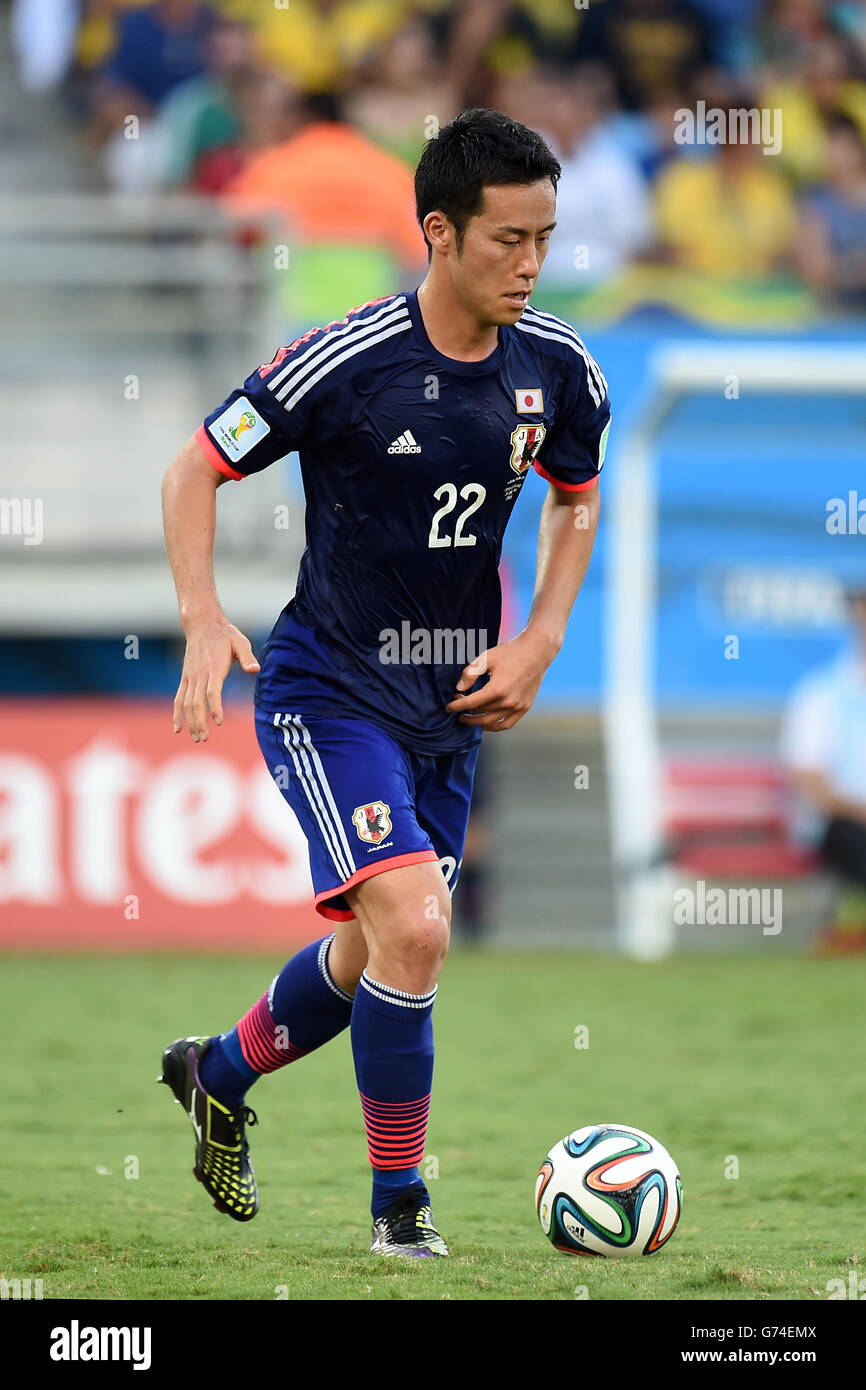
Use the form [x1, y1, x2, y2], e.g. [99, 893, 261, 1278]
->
[201, 707, 377, 1101]
[343, 743, 479, 1257]
[158, 918, 367, 1223]
[345, 860, 450, 1256]
[198, 917, 366, 1110]
[329, 917, 370, 991]
[158, 709, 382, 1222]
[160, 710, 469, 1237]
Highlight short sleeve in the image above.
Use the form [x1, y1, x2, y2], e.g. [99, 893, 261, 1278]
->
[196, 328, 330, 480]
[533, 352, 611, 493]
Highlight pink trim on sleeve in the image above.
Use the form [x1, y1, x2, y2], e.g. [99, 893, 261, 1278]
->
[532, 459, 600, 492]
[195, 425, 245, 481]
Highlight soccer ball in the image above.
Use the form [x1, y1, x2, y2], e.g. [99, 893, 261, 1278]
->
[535, 1123, 682, 1257]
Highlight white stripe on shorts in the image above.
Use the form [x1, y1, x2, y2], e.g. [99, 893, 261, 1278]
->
[276, 714, 357, 883]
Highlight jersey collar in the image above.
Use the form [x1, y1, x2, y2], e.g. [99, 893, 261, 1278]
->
[405, 288, 507, 377]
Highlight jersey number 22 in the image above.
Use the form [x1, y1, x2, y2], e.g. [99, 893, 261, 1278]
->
[428, 483, 486, 549]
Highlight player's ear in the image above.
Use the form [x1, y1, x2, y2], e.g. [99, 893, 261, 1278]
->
[423, 210, 452, 256]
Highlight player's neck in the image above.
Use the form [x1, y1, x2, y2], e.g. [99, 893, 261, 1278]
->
[416, 274, 499, 362]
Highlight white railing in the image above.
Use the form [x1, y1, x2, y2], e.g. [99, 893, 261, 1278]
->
[0, 194, 299, 634]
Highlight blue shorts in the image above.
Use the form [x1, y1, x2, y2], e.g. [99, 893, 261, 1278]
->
[255, 708, 481, 921]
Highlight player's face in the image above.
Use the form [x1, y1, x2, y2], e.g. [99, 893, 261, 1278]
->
[453, 181, 557, 326]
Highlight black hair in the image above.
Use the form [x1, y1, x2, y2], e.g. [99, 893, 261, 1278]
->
[414, 107, 561, 257]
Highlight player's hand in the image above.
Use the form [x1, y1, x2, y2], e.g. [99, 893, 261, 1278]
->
[173, 618, 260, 743]
[445, 631, 556, 732]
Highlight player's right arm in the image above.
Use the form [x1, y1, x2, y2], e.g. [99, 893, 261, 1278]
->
[162, 434, 261, 743]
[164, 307, 377, 737]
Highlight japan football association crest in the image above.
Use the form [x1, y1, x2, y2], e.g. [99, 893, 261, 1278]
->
[509, 423, 547, 474]
[353, 801, 392, 846]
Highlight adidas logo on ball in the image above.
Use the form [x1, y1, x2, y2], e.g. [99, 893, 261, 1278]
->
[388, 430, 422, 454]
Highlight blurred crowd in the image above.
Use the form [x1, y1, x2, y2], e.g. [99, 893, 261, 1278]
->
[11, 0, 866, 316]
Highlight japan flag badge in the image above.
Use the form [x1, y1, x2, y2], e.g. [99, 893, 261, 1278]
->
[515, 388, 544, 414]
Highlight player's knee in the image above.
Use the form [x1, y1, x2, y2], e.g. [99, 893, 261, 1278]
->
[372, 896, 451, 987]
[397, 896, 451, 963]
[349, 863, 452, 987]
[416, 907, 451, 962]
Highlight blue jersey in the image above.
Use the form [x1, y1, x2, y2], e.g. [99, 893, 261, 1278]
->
[197, 290, 610, 755]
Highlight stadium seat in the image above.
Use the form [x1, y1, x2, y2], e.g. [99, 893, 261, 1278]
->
[661, 757, 820, 879]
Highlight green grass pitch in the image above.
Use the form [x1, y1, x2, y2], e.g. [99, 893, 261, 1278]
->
[1, 951, 863, 1301]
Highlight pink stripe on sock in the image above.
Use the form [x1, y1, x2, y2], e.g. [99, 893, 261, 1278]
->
[237, 993, 308, 1074]
[360, 1091, 431, 1169]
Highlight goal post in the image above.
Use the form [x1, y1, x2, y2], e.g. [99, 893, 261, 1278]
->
[604, 341, 866, 959]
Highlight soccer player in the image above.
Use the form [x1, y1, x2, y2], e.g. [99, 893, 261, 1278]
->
[159, 107, 610, 1257]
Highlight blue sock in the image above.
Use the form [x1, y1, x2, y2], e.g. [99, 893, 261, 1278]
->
[371, 1166, 426, 1213]
[200, 934, 354, 1110]
[351, 970, 436, 1219]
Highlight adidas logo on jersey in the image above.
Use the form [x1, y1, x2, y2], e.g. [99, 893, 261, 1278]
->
[387, 430, 422, 454]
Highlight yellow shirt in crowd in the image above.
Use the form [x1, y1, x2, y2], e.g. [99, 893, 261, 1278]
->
[655, 157, 797, 279]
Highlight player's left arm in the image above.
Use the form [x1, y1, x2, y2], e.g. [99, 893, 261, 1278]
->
[446, 481, 600, 731]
